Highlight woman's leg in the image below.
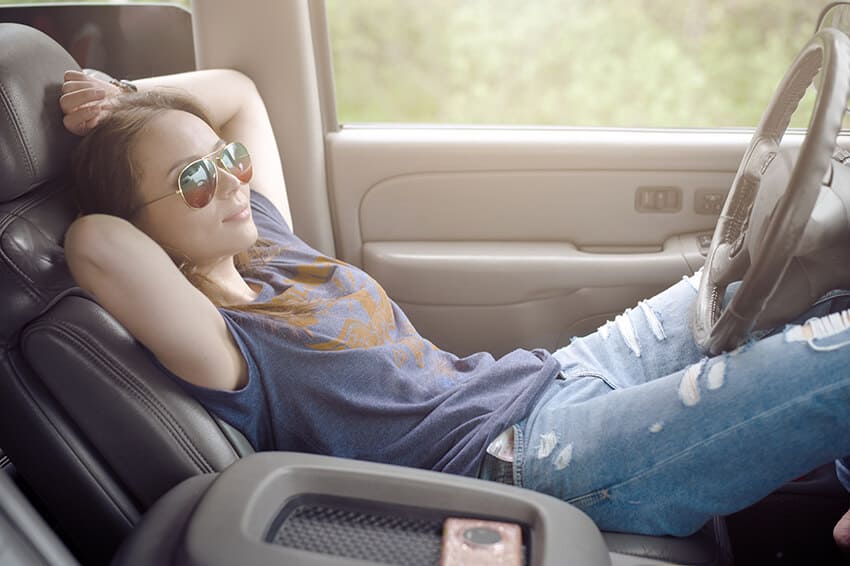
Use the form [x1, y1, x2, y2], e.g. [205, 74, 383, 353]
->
[553, 272, 850, 389]
[551, 272, 706, 388]
[517, 309, 850, 536]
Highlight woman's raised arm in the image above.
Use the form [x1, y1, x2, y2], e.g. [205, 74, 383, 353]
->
[64, 213, 248, 391]
[60, 69, 292, 228]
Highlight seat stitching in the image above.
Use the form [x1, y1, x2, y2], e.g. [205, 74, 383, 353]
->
[6, 347, 139, 525]
[53, 321, 216, 472]
[0, 261, 40, 303]
[24, 319, 216, 474]
[0, 80, 36, 178]
[56, 320, 217, 472]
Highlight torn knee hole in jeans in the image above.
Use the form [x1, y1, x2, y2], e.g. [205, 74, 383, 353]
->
[616, 311, 641, 356]
[785, 310, 850, 351]
[597, 301, 667, 352]
[639, 300, 666, 341]
[677, 357, 726, 407]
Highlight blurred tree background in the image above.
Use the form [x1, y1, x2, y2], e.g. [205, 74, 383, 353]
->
[326, 0, 836, 128]
[0, 0, 837, 128]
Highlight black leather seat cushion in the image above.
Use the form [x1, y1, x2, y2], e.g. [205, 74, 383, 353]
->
[0, 23, 243, 564]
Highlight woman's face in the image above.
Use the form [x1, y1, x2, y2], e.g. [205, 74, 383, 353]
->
[130, 110, 258, 268]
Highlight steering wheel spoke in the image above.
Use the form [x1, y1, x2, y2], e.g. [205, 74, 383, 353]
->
[708, 241, 750, 287]
[742, 137, 780, 183]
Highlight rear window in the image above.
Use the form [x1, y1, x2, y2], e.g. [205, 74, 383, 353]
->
[0, 0, 193, 79]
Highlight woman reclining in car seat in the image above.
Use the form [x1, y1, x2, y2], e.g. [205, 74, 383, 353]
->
[60, 67, 850, 543]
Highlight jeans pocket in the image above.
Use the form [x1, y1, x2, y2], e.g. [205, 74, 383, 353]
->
[566, 487, 612, 511]
[559, 367, 619, 391]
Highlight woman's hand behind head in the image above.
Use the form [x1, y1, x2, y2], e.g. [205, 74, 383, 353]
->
[59, 69, 121, 136]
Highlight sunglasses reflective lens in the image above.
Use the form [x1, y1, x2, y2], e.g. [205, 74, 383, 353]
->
[179, 159, 217, 208]
[221, 142, 253, 183]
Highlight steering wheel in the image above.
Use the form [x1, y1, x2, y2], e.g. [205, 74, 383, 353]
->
[693, 28, 850, 355]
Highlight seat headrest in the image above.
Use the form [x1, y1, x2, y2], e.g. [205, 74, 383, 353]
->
[0, 23, 79, 202]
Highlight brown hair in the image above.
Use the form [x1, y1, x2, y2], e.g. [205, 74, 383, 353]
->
[71, 89, 312, 318]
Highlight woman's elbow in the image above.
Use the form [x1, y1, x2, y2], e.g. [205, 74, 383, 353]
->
[64, 214, 128, 274]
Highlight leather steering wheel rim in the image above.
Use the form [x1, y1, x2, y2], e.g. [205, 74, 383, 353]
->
[693, 28, 850, 355]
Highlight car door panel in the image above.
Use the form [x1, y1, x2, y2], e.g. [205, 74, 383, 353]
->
[359, 171, 725, 245]
[327, 129, 792, 356]
[363, 240, 703, 356]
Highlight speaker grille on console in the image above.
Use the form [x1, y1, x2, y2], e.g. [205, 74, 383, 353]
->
[269, 498, 443, 565]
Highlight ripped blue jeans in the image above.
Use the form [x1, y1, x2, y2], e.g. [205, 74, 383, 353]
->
[504, 272, 850, 536]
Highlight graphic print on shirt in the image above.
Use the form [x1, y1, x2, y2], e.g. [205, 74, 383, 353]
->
[283, 255, 442, 371]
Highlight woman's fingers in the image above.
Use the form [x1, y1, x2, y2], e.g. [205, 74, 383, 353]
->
[63, 69, 87, 81]
[62, 105, 101, 136]
[66, 69, 114, 91]
[60, 70, 121, 135]
[61, 80, 97, 94]
[60, 69, 114, 136]
[59, 88, 105, 114]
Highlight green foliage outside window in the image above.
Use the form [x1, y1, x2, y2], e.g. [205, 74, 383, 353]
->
[327, 0, 836, 128]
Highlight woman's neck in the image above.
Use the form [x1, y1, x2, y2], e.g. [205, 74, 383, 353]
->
[200, 256, 258, 306]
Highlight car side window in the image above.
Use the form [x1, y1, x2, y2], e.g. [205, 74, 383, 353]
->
[326, 0, 835, 129]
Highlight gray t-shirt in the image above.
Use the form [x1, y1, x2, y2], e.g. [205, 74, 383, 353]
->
[160, 191, 560, 476]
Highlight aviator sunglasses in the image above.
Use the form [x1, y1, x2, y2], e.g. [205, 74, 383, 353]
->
[133, 141, 253, 213]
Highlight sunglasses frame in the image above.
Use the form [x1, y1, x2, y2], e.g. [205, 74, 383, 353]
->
[131, 141, 251, 215]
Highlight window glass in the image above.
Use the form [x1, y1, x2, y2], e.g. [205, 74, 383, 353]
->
[327, 0, 836, 128]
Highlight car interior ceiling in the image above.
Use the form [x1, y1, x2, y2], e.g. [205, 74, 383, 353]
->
[1, 2, 850, 566]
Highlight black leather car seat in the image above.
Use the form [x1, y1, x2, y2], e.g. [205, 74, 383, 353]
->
[0, 22, 250, 565]
[0, 22, 731, 566]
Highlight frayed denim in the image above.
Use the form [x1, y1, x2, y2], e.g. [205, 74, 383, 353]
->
[512, 273, 850, 536]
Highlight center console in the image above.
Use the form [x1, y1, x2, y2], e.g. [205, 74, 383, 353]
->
[113, 452, 725, 565]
